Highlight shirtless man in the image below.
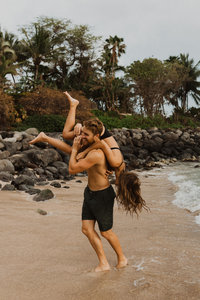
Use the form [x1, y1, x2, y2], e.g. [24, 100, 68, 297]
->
[69, 119, 127, 272]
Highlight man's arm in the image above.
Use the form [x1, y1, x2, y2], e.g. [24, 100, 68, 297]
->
[69, 149, 102, 174]
[68, 136, 102, 174]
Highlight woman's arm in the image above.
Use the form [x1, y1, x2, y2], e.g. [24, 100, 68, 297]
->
[77, 137, 122, 168]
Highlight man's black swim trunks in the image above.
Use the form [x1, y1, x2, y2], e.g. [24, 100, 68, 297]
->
[82, 185, 116, 232]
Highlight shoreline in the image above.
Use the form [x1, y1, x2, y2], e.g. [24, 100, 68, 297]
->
[0, 171, 200, 299]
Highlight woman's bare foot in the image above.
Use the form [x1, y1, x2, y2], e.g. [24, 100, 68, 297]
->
[95, 263, 111, 272]
[116, 256, 128, 269]
[29, 132, 47, 145]
[63, 91, 79, 108]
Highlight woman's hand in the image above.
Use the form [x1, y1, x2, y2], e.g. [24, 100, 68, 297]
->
[76, 151, 87, 160]
[94, 135, 101, 143]
[104, 169, 113, 178]
[74, 123, 82, 136]
[72, 136, 82, 152]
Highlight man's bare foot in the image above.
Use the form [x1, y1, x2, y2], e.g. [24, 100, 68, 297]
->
[95, 263, 111, 272]
[29, 132, 47, 144]
[63, 91, 79, 108]
[116, 257, 128, 269]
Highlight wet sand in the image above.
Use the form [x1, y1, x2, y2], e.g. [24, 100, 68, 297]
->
[0, 173, 200, 300]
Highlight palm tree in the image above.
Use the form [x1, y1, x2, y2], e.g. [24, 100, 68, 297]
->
[0, 33, 17, 87]
[92, 36, 126, 111]
[166, 54, 200, 111]
[179, 53, 200, 111]
[19, 24, 52, 82]
[103, 35, 126, 78]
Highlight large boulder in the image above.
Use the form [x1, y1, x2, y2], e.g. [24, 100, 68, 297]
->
[9, 153, 30, 170]
[0, 159, 15, 174]
[25, 148, 62, 167]
[4, 141, 22, 154]
[11, 175, 35, 189]
[0, 151, 10, 159]
[0, 172, 14, 182]
[33, 189, 54, 202]
[25, 128, 39, 135]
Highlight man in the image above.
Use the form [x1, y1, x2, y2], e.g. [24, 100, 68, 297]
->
[69, 119, 127, 272]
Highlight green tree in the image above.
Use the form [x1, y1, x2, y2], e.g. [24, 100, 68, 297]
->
[18, 17, 100, 90]
[179, 53, 200, 111]
[103, 35, 126, 78]
[165, 54, 200, 112]
[18, 22, 54, 83]
[90, 35, 127, 111]
[127, 58, 167, 116]
[0, 30, 17, 88]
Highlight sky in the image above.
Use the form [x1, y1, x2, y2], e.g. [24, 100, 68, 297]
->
[1, 0, 200, 110]
[1, 0, 200, 66]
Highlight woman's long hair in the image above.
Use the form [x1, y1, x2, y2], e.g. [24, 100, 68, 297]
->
[116, 171, 149, 216]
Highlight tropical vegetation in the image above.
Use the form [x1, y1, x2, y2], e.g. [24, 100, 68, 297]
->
[0, 16, 200, 131]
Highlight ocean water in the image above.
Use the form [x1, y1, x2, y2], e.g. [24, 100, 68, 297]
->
[166, 162, 200, 226]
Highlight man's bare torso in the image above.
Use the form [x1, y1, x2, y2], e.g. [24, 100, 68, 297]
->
[87, 149, 110, 191]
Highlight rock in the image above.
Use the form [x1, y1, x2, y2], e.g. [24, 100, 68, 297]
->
[63, 186, 70, 189]
[35, 168, 45, 176]
[25, 128, 39, 135]
[37, 209, 47, 215]
[162, 132, 179, 141]
[0, 142, 5, 150]
[46, 166, 57, 174]
[9, 153, 30, 170]
[0, 150, 10, 159]
[3, 131, 24, 143]
[76, 180, 82, 183]
[50, 181, 61, 188]
[2, 184, 15, 191]
[4, 141, 22, 154]
[180, 132, 191, 142]
[0, 172, 14, 182]
[0, 159, 15, 174]
[12, 175, 35, 189]
[25, 188, 41, 195]
[26, 148, 62, 167]
[17, 184, 32, 191]
[33, 189, 54, 202]
[44, 170, 54, 180]
[51, 161, 68, 169]
[21, 168, 37, 180]
[0, 131, 14, 139]
[36, 181, 48, 186]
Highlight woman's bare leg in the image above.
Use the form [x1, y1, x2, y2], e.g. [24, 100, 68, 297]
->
[62, 91, 79, 140]
[29, 132, 71, 154]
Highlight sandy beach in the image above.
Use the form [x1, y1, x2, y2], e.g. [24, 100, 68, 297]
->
[0, 172, 200, 300]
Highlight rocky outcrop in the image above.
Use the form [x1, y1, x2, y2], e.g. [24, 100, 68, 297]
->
[110, 127, 200, 169]
[0, 127, 200, 194]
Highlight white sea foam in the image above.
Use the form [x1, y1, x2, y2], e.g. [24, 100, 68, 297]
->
[195, 215, 200, 225]
[167, 163, 200, 226]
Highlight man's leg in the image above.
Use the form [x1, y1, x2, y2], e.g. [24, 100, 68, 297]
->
[82, 220, 111, 272]
[101, 229, 128, 268]
[62, 91, 79, 140]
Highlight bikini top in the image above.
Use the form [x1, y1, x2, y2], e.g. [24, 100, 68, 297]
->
[100, 127, 111, 140]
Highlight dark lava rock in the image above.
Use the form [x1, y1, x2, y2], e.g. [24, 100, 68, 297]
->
[50, 181, 61, 188]
[2, 184, 15, 191]
[33, 189, 54, 202]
